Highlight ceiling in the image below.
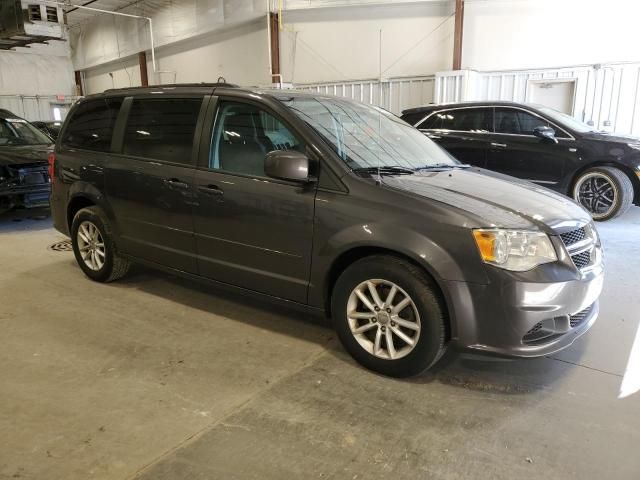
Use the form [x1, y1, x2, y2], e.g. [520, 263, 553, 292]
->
[63, 0, 146, 26]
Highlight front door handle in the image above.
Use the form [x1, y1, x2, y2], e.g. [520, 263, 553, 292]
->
[164, 178, 189, 189]
[490, 142, 507, 148]
[198, 184, 224, 196]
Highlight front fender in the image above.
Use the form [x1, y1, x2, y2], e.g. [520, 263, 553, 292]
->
[308, 221, 489, 310]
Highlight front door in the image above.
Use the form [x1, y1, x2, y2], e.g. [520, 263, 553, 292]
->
[106, 96, 205, 273]
[486, 107, 576, 188]
[418, 107, 493, 167]
[193, 99, 316, 303]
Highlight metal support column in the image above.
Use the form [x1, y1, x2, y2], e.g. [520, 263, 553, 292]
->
[453, 0, 464, 70]
[139, 51, 149, 86]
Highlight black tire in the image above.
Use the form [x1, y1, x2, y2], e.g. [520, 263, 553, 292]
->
[331, 255, 447, 377]
[572, 166, 634, 221]
[70, 206, 131, 282]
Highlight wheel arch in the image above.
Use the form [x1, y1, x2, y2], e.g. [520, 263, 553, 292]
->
[66, 183, 119, 235]
[323, 246, 455, 342]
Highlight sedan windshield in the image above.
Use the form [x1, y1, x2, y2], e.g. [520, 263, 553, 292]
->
[278, 94, 458, 171]
[537, 107, 594, 133]
[0, 118, 52, 146]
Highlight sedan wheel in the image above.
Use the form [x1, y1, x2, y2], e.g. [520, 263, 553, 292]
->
[572, 167, 633, 221]
[574, 172, 617, 219]
[347, 279, 421, 360]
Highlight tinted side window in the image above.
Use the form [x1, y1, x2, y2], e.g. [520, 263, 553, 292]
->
[122, 98, 202, 164]
[437, 108, 491, 132]
[61, 98, 122, 151]
[210, 101, 304, 177]
[495, 108, 550, 135]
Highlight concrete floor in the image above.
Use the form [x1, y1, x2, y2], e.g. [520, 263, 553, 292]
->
[1, 208, 639, 480]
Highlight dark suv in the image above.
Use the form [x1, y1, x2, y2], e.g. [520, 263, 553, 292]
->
[51, 85, 604, 377]
[401, 102, 640, 221]
[0, 109, 53, 214]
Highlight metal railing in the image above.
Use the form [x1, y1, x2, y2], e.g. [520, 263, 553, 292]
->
[293, 75, 436, 115]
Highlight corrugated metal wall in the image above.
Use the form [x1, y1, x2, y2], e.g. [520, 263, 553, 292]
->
[294, 75, 435, 114]
[296, 63, 640, 136]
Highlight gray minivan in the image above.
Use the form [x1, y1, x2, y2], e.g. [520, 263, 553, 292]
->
[50, 84, 604, 377]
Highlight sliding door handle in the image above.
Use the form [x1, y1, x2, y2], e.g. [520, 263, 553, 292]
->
[163, 178, 189, 189]
[198, 184, 224, 196]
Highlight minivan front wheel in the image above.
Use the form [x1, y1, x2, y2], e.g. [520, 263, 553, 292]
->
[572, 166, 633, 221]
[71, 206, 131, 282]
[332, 255, 446, 377]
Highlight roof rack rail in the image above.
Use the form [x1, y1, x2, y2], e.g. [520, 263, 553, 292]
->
[103, 82, 239, 93]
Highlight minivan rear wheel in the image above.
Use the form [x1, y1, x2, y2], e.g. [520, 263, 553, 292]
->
[572, 166, 633, 221]
[71, 206, 131, 282]
[331, 255, 447, 377]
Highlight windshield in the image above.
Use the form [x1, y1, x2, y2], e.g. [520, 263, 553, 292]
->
[0, 118, 52, 146]
[537, 107, 594, 133]
[278, 95, 458, 170]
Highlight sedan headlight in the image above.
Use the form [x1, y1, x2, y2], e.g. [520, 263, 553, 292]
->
[628, 143, 640, 151]
[472, 229, 557, 271]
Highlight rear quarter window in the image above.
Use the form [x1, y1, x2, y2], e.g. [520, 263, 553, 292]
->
[122, 98, 202, 165]
[61, 98, 123, 151]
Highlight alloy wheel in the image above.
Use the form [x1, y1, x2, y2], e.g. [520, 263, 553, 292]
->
[346, 279, 421, 360]
[76, 220, 106, 271]
[574, 172, 618, 219]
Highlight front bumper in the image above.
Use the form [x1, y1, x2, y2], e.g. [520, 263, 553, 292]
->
[445, 263, 604, 357]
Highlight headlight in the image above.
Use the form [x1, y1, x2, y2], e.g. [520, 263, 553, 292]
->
[628, 143, 640, 151]
[472, 229, 557, 271]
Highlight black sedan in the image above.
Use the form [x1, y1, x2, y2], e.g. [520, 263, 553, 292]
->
[401, 101, 640, 220]
[0, 109, 53, 214]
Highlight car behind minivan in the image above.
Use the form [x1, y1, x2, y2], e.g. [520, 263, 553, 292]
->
[50, 84, 604, 377]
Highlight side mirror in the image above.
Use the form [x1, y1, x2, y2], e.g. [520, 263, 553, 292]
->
[533, 125, 558, 144]
[265, 150, 312, 183]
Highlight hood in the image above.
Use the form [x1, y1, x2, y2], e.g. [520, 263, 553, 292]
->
[580, 131, 640, 144]
[382, 168, 591, 233]
[0, 144, 52, 166]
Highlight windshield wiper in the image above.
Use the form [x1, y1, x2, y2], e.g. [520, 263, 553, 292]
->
[414, 163, 470, 171]
[352, 166, 415, 176]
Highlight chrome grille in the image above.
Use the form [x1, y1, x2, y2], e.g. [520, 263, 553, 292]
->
[559, 225, 598, 272]
[560, 227, 586, 247]
[571, 250, 591, 270]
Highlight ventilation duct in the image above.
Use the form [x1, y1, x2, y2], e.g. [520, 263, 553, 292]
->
[0, 0, 65, 50]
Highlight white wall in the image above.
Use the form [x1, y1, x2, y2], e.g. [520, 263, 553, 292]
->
[280, 1, 455, 84]
[81, 19, 271, 94]
[0, 41, 74, 96]
[148, 19, 271, 87]
[463, 0, 640, 71]
[71, 0, 267, 70]
[0, 41, 76, 121]
[83, 57, 142, 95]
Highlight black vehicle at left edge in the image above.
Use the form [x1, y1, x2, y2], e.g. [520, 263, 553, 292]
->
[401, 101, 640, 221]
[0, 109, 53, 214]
